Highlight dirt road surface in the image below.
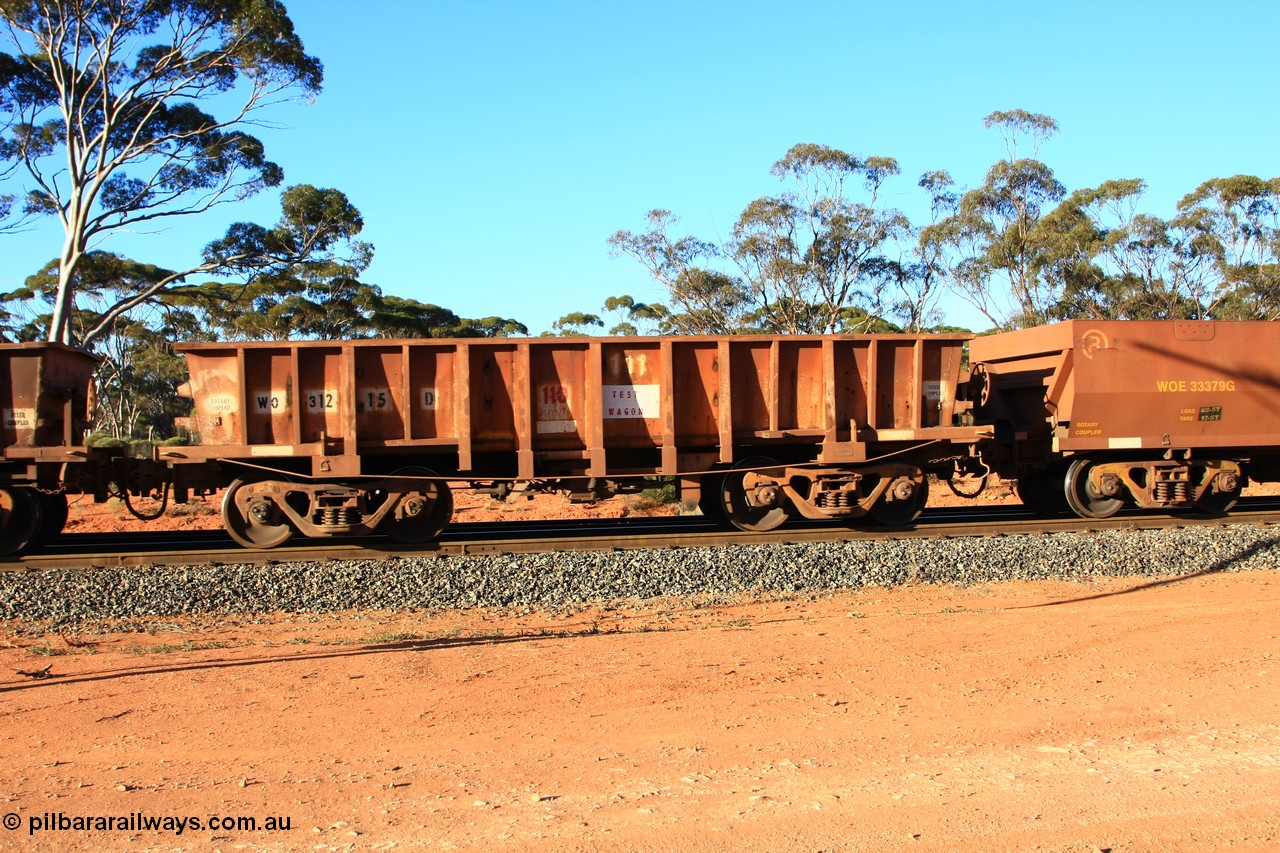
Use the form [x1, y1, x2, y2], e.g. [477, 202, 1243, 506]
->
[3, 567, 1279, 852]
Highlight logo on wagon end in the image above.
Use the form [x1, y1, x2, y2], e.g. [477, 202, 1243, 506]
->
[1079, 328, 1110, 359]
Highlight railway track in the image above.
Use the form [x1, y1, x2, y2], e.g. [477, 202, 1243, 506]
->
[5, 497, 1280, 572]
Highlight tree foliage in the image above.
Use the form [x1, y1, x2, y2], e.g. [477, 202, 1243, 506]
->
[609, 144, 927, 335]
[1175, 175, 1280, 320]
[0, 0, 323, 343]
[550, 296, 669, 336]
[607, 210, 751, 334]
[613, 113, 1279, 331]
[728, 143, 910, 333]
[0, 183, 373, 347]
[919, 110, 1066, 329]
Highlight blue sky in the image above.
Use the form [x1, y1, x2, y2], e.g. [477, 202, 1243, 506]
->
[3, 0, 1277, 334]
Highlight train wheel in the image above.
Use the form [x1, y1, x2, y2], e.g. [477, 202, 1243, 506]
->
[1193, 470, 1242, 515]
[868, 474, 929, 526]
[0, 488, 43, 557]
[697, 475, 729, 523]
[35, 492, 69, 546]
[719, 457, 788, 532]
[382, 467, 454, 544]
[1013, 466, 1070, 514]
[1064, 459, 1124, 519]
[222, 477, 295, 549]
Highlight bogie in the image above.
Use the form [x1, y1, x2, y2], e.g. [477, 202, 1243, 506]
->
[379, 467, 454, 543]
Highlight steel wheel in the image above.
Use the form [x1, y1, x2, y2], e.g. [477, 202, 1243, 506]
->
[222, 477, 295, 549]
[697, 474, 729, 522]
[1063, 459, 1124, 519]
[35, 492, 69, 546]
[382, 467, 454, 544]
[720, 457, 788, 532]
[1194, 470, 1242, 515]
[868, 473, 929, 526]
[1014, 466, 1070, 514]
[0, 488, 42, 557]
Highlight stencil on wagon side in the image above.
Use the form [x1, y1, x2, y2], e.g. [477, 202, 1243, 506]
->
[204, 394, 237, 413]
[358, 388, 393, 412]
[536, 384, 577, 434]
[252, 391, 290, 413]
[304, 390, 338, 412]
[604, 384, 660, 419]
[3, 408, 34, 429]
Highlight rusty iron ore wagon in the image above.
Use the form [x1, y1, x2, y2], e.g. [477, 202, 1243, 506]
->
[169, 333, 979, 547]
[0, 320, 1277, 555]
[970, 320, 1280, 517]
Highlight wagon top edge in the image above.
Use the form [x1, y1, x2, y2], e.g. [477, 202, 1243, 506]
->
[174, 332, 976, 353]
[0, 341, 103, 360]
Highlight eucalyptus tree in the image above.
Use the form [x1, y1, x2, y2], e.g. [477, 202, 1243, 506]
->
[601, 294, 668, 336]
[90, 308, 202, 438]
[1, 183, 370, 350]
[367, 297, 467, 339]
[453, 316, 528, 337]
[609, 144, 913, 335]
[1173, 175, 1280, 320]
[1041, 175, 1280, 322]
[549, 311, 603, 336]
[884, 170, 959, 332]
[364, 296, 527, 339]
[0, 48, 27, 229]
[1037, 179, 1212, 320]
[728, 143, 909, 334]
[922, 110, 1067, 329]
[0, 0, 323, 344]
[4, 250, 174, 342]
[551, 296, 669, 336]
[607, 209, 752, 334]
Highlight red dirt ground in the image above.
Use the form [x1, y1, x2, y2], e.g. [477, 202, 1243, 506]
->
[3, 480, 1278, 851]
[3, 572, 1279, 851]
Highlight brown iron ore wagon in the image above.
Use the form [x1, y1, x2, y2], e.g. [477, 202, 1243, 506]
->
[969, 319, 1280, 517]
[0, 320, 1277, 555]
[0, 342, 101, 554]
[169, 334, 982, 547]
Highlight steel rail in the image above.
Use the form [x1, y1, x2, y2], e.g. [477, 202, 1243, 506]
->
[3, 497, 1279, 573]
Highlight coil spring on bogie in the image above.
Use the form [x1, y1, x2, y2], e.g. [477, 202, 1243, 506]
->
[318, 506, 362, 526]
[1154, 480, 1189, 504]
[817, 490, 854, 509]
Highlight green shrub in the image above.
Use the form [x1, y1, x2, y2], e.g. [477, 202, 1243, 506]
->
[638, 477, 678, 504]
[84, 432, 128, 449]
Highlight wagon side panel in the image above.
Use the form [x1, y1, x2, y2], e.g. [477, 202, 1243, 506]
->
[1063, 320, 1280, 453]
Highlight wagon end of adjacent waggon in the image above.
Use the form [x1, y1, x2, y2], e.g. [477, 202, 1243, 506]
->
[971, 320, 1280, 518]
